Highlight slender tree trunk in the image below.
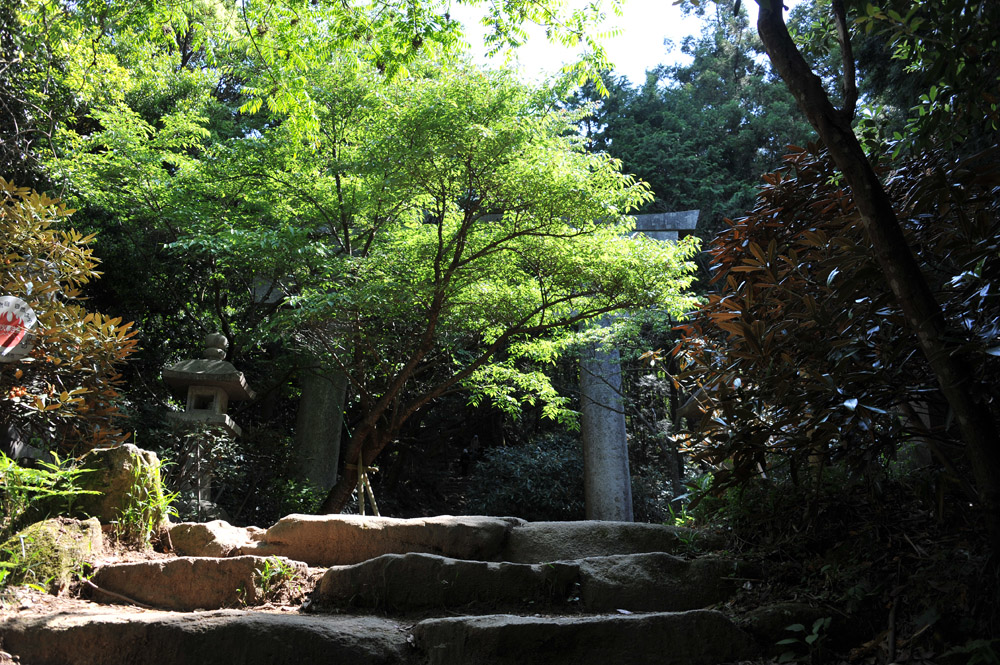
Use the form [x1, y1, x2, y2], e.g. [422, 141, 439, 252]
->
[755, 0, 1000, 551]
[318, 423, 391, 514]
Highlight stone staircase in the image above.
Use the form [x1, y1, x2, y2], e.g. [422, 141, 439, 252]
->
[0, 515, 778, 665]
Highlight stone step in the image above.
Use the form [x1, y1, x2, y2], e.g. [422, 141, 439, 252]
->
[0, 609, 412, 665]
[313, 551, 745, 614]
[169, 514, 718, 565]
[313, 552, 579, 612]
[0, 607, 757, 665]
[198, 514, 520, 565]
[411, 609, 758, 665]
[502, 520, 723, 563]
[88, 556, 309, 611]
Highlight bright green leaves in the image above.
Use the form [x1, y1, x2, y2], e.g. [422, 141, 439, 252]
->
[855, 0, 1000, 151]
[277, 65, 698, 423]
[230, 0, 613, 139]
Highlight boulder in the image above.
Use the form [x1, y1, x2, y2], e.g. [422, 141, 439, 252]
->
[314, 552, 577, 612]
[501, 521, 722, 563]
[577, 553, 743, 612]
[0, 517, 103, 592]
[412, 610, 757, 665]
[74, 444, 168, 528]
[90, 555, 307, 611]
[0, 609, 412, 665]
[168, 520, 258, 557]
[245, 514, 522, 566]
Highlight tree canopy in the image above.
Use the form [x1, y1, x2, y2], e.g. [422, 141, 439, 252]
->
[567, 2, 815, 234]
[5, 0, 700, 513]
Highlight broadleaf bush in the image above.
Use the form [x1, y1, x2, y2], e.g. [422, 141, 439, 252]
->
[466, 432, 585, 521]
[0, 179, 137, 453]
[674, 145, 1000, 494]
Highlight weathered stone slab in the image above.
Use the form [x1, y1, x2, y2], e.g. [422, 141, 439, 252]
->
[314, 552, 577, 612]
[412, 610, 757, 665]
[577, 553, 742, 611]
[168, 520, 262, 557]
[90, 555, 307, 611]
[502, 521, 722, 563]
[0, 609, 412, 665]
[244, 514, 523, 566]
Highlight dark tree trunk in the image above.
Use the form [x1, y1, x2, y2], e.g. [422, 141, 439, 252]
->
[756, 0, 1000, 551]
[317, 424, 392, 514]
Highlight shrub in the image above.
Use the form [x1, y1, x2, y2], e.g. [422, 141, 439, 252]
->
[674, 146, 1000, 495]
[630, 465, 677, 524]
[466, 432, 585, 521]
[0, 179, 137, 453]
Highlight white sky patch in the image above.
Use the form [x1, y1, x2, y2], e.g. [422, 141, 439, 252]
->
[453, 0, 800, 84]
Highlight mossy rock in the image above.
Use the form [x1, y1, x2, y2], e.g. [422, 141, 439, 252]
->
[0, 517, 104, 592]
[74, 444, 170, 540]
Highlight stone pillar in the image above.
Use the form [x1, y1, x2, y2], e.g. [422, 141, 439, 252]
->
[294, 364, 349, 491]
[580, 341, 634, 522]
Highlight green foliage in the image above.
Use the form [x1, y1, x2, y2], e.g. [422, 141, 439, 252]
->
[15, 0, 620, 151]
[151, 423, 320, 526]
[853, 0, 1000, 153]
[111, 455, 176, 548]
[674, 144, 1000, 494]
[0, 179, 138, 452]
[466, 432, 585, 521]
[254, 556, 300, 603]
[0, 453, 98, 541]
[630, 465, 679, 524]
[777, 617, 832, 664]
[568, 2, 814, 234]
[154, 423, 238, 522]
[0, 533, 57, 595]
[269, 479, 324, 517]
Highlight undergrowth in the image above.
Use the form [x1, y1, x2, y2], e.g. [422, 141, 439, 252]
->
[686, 462, 999, 665]
[0, 452, 96, 542]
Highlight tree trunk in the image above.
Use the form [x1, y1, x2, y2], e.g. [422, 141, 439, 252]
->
[755, 0, 1000, 551]
[318, 424, 391, 514]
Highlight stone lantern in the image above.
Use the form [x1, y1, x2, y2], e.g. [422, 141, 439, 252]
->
[163, 333, 255, 437]
[162, 333, 254, 518]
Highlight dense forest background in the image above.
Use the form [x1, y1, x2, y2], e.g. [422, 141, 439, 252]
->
[2, 0, 999, 658]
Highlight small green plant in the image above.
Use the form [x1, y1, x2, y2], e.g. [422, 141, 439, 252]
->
[0, 534, 53, 596]
[254, 556, 298, 602]
[667, 501, 695, 528]
[112, 456, 177, 548]
[0, 518, 99, 599]
[777, 617, 832, 664]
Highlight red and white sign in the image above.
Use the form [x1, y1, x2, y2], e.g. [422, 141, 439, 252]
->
[0, 296, 38, 362]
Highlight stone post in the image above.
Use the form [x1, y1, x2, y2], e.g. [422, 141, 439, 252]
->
[580, 339, 634, 522]
[294, 363, 349, 491]
[575, 211, 699, 521]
